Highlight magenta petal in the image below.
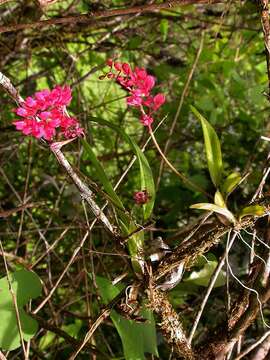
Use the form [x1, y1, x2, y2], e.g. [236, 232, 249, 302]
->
[16, 107, 28, 117]
[140, 114, 154, 126]
[49, 118, 61, 127]
[122, 63, 131, 75]
[135, 67, 147, 80]
[127, 95, 142, 107]
[144, 75, 155, 91]
[35, 89, 50, 102]
[114, 62, 122, 71]
[25, 96, 37, 108]
[22, 127, 32, 135]
[13, 120, 26, 130]
[143, 96, 154, 108]
[39, 111, 51, 120]
[153, 93, 166, 110]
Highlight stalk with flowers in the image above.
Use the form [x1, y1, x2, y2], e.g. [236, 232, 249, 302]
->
[103, 59, 209, 196]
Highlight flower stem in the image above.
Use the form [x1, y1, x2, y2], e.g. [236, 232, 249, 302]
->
[149, 126, 210, 197]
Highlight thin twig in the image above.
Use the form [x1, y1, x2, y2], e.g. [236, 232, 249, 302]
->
[0, 202, 38, 218]
[69, 289, 126, 360]
[149, 127, 210, 197]
[0, 71, 24, 105]
[31, 314, 109, 358]
[33, 230, 89, 314]
[156, 32, 205, 189]
[251, 151, 270, 202]
[234, 330, 270, 360]
[0, 1, 228, 34]
[50, 140, 117, 236]
[188, 230, 238, 344]
[0, 352, 7, 360]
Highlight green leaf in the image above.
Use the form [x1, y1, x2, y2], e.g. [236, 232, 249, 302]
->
[88, 117, 155, 221]
[190, 203, 236, 224]
[81, 138, 125, 211]
[0, 269, 42, 350]
[191, 106, 223, 187]
[96, 276, 158, 360]
[214, 190, 226, 207]
[160, 19, 169, 41]
[238, 205, 265, 220]
[221, 172, 242, 196]
[184, 261, 226, 287]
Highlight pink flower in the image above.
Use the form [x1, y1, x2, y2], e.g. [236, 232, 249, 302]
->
[63, 124, 84, 139]
[114, 62, 122, 72]
[153, 93, 166, 111]
[103, 60, 165, 128]
[142, 75, 155, 95]
[140, 114, 154, 127]
[50, 85, 72, 106]
[133, 190, 150, 205]
[16, 107, 29, 117]
[122, 63, 131, 75]
[127, 95, 142, 107]
[13, 85, 83, 141]
[134, 67, 147, 80]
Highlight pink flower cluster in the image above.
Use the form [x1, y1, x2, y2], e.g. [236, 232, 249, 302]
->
[13, 86, 84, 141]
[133, 190, 150, 205]
[104, 60, 165, 127]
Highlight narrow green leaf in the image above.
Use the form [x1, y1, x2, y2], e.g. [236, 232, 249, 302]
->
[238, 205, 265, 220]
[191, 106, 223, 188]
[190, 203, 236, 224]
[88, 117, 155, 220]
[160, 19, 169, 42]
[86, 117, 156, 275]
[214, 190, 226, 207]
[81, 138, 125, 211]
[96, 276, 158, 360]
[221, 172, 242, 196]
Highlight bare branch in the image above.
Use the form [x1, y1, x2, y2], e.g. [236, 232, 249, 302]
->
[50, 141, 117, 236]
[0, 71, 24, 105]
[0, 0, 229, 34]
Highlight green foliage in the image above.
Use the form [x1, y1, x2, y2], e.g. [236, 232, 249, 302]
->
[221, 172, 242, 197]
[88, 117, 155, 221]
[214, 190, 226, 207]
[185, 260, 226, 288]
[160, 19, 169, 42]
[81, 138, 126, 211]
[190, 203, 236, 224]
[96, 276, 158, 360]
[0, 1, 269, 357]
[238, 205, 265, 220]
[39, 320, 82, 350]
[191, 106, 223, 188]
[0, 270, 42, 351]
